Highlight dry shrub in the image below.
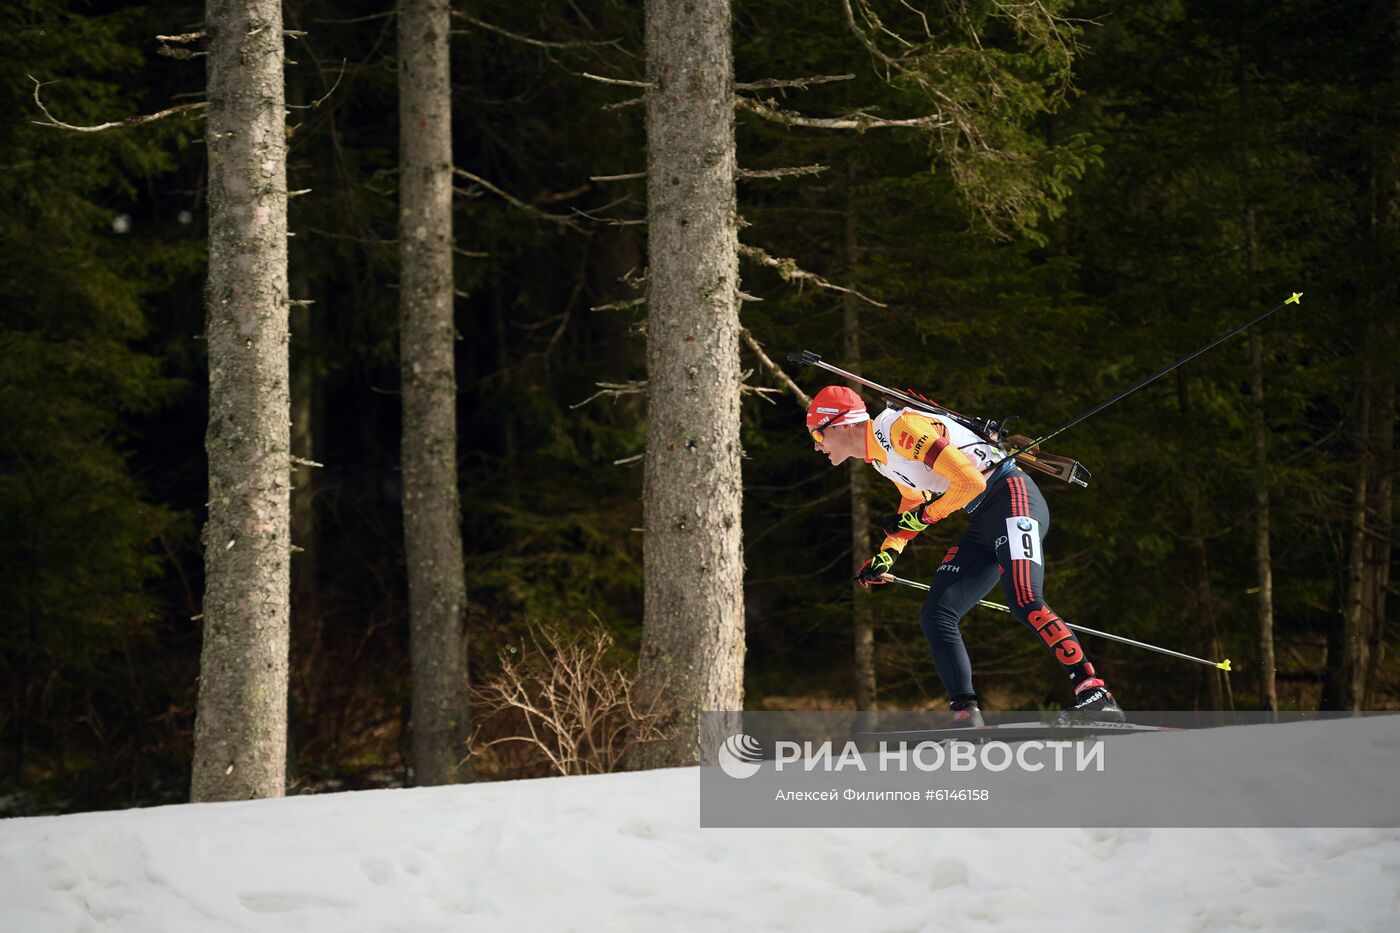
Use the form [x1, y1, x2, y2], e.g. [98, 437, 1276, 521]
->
[468, 622, 672, 779]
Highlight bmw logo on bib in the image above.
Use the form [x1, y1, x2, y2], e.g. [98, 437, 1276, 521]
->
[1017, 517, 1033, 532]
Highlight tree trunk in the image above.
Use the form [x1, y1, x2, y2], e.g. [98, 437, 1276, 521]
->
[1192, 530, 1226, 711]
[1339, 359, 1374, 710]
[399, 0, 469, 785]
[1245, 203, 1277, 713]
[1363, 365, 1393, 709]
[287, 264, 315, 786]
[1365, 13, 1398, 706]
[1179, 374, 1229, 711]
[844, 163, 876, 710]
[191, 0, 291, 802]
[283, 42, 317, 783]
[632, 0, 744, 768]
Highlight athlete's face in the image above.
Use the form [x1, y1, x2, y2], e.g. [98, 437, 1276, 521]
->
[812, 423, 862, 465]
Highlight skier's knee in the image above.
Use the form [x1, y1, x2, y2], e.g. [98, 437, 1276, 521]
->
[919, 601, 963, 643]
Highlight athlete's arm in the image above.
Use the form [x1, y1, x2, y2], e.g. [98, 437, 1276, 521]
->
[890, 412, 986, 524]
[877, 481, 928, 554]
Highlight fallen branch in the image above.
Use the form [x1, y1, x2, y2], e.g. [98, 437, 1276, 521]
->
[738, 243, 887, 308]
[29, 76, 207, 132]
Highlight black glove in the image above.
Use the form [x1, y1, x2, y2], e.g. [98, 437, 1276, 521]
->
[881, 502, 931, 538]
[855, 549, 897, 589]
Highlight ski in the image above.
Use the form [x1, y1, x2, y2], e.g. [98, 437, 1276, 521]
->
[854, 721, 1181, 743]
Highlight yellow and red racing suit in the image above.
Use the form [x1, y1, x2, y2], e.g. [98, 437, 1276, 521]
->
[863, 406, 1004, 554]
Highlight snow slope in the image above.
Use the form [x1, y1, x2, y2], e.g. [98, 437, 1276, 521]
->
[2, 721, 1398, 933]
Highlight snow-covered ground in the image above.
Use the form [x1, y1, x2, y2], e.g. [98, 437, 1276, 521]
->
[2, 721, 1398, 932]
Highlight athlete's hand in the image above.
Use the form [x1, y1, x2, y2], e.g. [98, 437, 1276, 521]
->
[855, 550, 897, 589]
[881, 503, 931, 538]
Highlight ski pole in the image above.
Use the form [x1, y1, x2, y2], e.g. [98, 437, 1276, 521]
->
[1004, 292, 1302, 460]
[882, 574, 1233, 672]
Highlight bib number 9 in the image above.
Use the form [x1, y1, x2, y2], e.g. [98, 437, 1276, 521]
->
[1004, 516, 1042, 565]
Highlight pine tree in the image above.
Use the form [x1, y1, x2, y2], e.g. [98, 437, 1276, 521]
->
[191, 0, 292, 801]
[632, 0, 746, 767]
[398, 0, 469, 785]
[1, 0, 194, 803]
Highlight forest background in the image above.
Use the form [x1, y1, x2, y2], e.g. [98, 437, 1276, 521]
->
[2, 0, 1396, 814]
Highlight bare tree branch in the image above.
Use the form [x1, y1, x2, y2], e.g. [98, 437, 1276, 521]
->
[534, 182, 593, 204]
[570, 374, 778, 409]
[741, 328, 812, 408]
[571, 380, 648, 409]
[580, 71, 652, 88]
[735, 73, 854, 91]
[569, 206, 644, 226]
[451, 10, 620, 50]
[738, 164, 828, 180]
[287, 58, 346, 111]
[29, 76, 206, 132]
[591, 296, 646, 312]
[739, 243, 887, 308]
[155, 31, 207, 59]
[740, 373, 783, 404]
[311, 11, 394, 25]
[453, 167, 587, 231]
[590, 171, 645, 182]
[735, 95, 947, 131]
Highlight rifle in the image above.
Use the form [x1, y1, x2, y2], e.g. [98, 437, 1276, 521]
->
[787, 350, 1090, 488]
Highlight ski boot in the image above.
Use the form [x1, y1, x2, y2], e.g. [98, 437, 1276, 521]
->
[1058, 680, 1125, 724]
[950, 698, 985, 728]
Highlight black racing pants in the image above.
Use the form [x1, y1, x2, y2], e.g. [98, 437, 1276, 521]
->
[917, 469, 1096, 701]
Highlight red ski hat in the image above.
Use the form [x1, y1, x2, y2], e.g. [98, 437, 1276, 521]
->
[805, 385, 869, 435]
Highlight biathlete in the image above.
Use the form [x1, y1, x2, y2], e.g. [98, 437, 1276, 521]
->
[805, 385, 1123, 725]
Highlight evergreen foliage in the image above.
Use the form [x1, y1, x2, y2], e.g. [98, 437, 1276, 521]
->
[1, 0, 1393, 811]
[1, 0, 201, 808]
